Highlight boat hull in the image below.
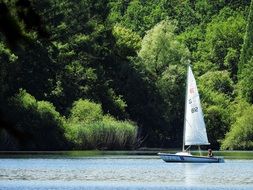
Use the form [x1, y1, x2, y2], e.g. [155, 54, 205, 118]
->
[158, 153, 224, 163]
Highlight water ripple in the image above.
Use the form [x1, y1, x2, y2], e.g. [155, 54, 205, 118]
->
[0, 156, 252, 189]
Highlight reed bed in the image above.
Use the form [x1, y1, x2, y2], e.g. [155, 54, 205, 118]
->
[66, 117, 137, 149]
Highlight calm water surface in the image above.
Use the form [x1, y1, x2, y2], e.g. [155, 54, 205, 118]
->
[0, 151, 252, 190]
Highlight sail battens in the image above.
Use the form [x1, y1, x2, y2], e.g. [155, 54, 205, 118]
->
[184, 65, 209, 146]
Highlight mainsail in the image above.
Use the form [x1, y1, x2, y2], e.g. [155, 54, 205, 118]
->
[184, 65, 209, 146]
[158, 65, 224, 163]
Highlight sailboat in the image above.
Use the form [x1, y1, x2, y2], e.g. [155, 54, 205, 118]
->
[158, 65, 224, 163]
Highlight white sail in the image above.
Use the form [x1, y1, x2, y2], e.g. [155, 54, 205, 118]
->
[184, 66, 209, 146]
[158, 65, 225, 163]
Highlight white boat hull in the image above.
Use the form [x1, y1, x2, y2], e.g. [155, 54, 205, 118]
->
[158, 153, 224, 163]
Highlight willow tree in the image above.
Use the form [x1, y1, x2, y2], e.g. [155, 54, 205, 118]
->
[138, 20, 190, 147]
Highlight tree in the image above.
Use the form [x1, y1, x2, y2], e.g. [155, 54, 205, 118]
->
[238, 58, 253, 103]
[239, 0, 253, 74]
[221, 100, 253, 150]
[0, 0, 252, 150]
[198, 71, 233, 148]
[112, 24, 141, 57]
[1, 90, 68, 150]
[238, 0, 253, 103]
[137, 20, 190, 147]
[118, 0, 166, 36]
[138, 20, 189, 76]
[195, 8, 246, 76]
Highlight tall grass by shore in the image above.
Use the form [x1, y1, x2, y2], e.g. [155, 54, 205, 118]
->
[65, 99, 137, 150]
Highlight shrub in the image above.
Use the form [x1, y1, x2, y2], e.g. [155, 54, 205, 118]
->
[2, 89, 68, 150]
[66, 99, 137, 149]
[68, 99, 103, 124]
[221, 101, 253, 150]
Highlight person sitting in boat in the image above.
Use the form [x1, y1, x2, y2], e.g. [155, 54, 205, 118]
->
[207, 149, 213, 157]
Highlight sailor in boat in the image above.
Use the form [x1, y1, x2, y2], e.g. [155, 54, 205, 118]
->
[207, 149, 213, 157]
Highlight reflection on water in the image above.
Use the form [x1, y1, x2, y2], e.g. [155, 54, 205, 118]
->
[0, 151, 252, 190]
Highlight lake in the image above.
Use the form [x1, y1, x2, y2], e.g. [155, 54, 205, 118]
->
[0, 151, 252, 190]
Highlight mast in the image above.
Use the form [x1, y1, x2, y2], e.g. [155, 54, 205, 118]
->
[182, 63, 190, 152]
[184, 63, 210, 147]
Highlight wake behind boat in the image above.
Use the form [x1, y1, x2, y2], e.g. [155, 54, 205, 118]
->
[158, 64, 224, 163]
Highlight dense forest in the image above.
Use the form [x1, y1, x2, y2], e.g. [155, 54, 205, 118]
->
[0, 0, 253, 151]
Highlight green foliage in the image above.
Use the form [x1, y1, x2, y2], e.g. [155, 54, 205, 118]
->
[0, 0, 253, 150]
[239, 0, 253, 74]
[156, 65, 186, 145]
[198, 71, 233, 148]
[0, 42, 17, 99]
[0, 1, 32, 49]
[237, 58, 253, 103]
[238, 0, 253, 103]
[177, 26, 205, 55]
[199, 71, 234, 96]
[111, 0, 166, 36]
[103, 88, 128, 118]
[156, 65, 186, 122]
[66, 99, 137, 149]
[1, 89, 68, 150]
[224, 48, 240, 81]
[136, 20, 190, 146]
[138, 20, 189, 76]
[205, 105, 231, 149]
[68, 99, 103, 124]
[112, 24, 141, 56]
[195, 8, 246, 75]
[0, 42, 17, 62]
[221, 100, 253, 150]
